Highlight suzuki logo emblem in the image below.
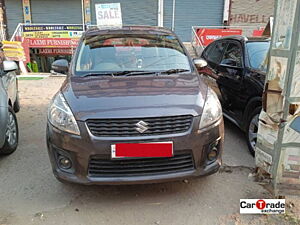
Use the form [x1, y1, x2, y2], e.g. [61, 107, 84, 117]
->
[135, 121, 149, 133]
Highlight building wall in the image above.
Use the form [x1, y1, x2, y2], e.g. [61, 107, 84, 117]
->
[230, 0, 274, 27]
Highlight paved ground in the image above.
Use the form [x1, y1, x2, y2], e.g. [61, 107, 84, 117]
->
[0, 77, 299, 225]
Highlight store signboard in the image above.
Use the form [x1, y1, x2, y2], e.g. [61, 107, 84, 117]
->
[95, 3, 122, 28]
[28, 38, 80, 48]
[23, 30, 83, 39]
[22, 0, 32, 24]
[22, 25, 83, 32]
[196, 28, 243, 46]
[83, 0, 92, 25]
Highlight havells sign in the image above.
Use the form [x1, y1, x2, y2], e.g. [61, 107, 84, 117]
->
[95, 3, 122, 28]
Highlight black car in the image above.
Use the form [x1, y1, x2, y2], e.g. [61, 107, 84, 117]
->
[199, 35, 270, 155]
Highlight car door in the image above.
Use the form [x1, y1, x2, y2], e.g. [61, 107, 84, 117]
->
[216, 41, 245, 118]
[200, 40, 228, 103]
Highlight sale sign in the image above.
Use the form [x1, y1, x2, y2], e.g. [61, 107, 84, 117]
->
[28, 38, 80, 48]
[196, 28, 243, 46]
[95, 3, 122, 28]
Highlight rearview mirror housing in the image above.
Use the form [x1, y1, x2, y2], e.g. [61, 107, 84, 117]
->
[51, 59, 69, 74]
[3, 61, 18, 72]
[193, 58, 208, 70]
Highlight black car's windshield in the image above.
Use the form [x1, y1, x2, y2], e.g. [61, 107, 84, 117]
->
[246, 41, 270, 72]
[75, 34, 191, 76]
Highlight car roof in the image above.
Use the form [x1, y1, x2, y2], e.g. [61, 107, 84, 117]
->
[216, 35, 270, 42]
[84, 25, 174, 38]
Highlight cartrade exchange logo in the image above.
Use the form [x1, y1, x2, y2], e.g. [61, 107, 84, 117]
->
[240, 199, 285, 214]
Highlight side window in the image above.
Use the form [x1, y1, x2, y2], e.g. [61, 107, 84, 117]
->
[222, 42, 243, 67]
[202, 42, 215, 59]
[206, 41, 227, 64]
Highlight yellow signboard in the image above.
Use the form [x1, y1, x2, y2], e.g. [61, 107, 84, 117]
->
[23, 30, 83, 39]
[22, 0, 32, 24]
[84, 0, 92, 25]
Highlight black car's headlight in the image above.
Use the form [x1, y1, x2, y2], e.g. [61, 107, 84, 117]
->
[48, 92, 80, 135]
[199, 88, 222, 129]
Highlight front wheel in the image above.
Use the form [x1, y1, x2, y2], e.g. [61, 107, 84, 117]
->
[245, 107, 261, 156]
[0, 107, 19, 155]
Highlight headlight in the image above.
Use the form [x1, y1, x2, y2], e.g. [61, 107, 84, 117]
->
[199, 88, 222, 129]
[48, 92, 80, 135]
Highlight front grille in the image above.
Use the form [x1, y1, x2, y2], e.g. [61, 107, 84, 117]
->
[88, 153, 195, 177]
[86, 115, 193, 137]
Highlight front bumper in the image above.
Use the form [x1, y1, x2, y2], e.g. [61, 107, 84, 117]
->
[46, 117, 224, 185]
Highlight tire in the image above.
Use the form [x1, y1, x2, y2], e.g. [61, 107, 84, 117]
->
[0, 107, 19, 155]
[245, 107, 261, 156]
[13, 94, 21, 113]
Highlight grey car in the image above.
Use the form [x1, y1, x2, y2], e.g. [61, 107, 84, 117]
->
[0, 50, 20, 155]
[47, 26, 224, 185]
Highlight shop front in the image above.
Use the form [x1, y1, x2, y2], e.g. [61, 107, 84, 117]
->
[20, 24, 83, 72]
[6, 0, 226, 42]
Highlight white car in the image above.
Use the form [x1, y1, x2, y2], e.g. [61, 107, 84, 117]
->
[0, 57, 20, 155]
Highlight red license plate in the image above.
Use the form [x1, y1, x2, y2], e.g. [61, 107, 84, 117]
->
[111, 142, 173, 158]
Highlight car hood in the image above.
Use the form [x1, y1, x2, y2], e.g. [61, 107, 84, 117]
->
[61, 74, 207, 121]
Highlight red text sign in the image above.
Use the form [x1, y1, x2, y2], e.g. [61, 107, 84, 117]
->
[252, 29, 264, 37]
[27, 38, 79, 48]
[196, 28, 243, 46]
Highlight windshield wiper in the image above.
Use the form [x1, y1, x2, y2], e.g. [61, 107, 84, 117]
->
[82, 73, 114, 77]
[82, 71, 160, 77]
[113, 71, 158, 76]
[159, 69, 190, 75]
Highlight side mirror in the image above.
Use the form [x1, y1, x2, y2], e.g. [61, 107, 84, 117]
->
[3, 61, 18, 72]
[193, 58, 208, 70]
[51, 59, 69, 74]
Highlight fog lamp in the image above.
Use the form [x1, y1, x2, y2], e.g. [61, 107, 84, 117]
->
[207, 149, 218, 161]
[207, 139, 220, 161]
[58, 156, 72, 169]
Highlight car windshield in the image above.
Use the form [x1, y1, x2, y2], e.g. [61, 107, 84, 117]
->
[75, 34, 191, 76]
[246, 41, 270, 72]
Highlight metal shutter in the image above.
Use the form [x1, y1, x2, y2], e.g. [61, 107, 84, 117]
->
[6, 0, 23, 37]
[164, 0, 224, 41]
[31, 0, 82, 24]
[91, 0, 158, 26]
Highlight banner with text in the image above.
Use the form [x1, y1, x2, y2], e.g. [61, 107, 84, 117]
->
[22, 25, 83, 32]
[37, 48, 73, 55]
[23, 30, 83, 39]
[196, 28, 243, 46]
[28, 38, 80, 48]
